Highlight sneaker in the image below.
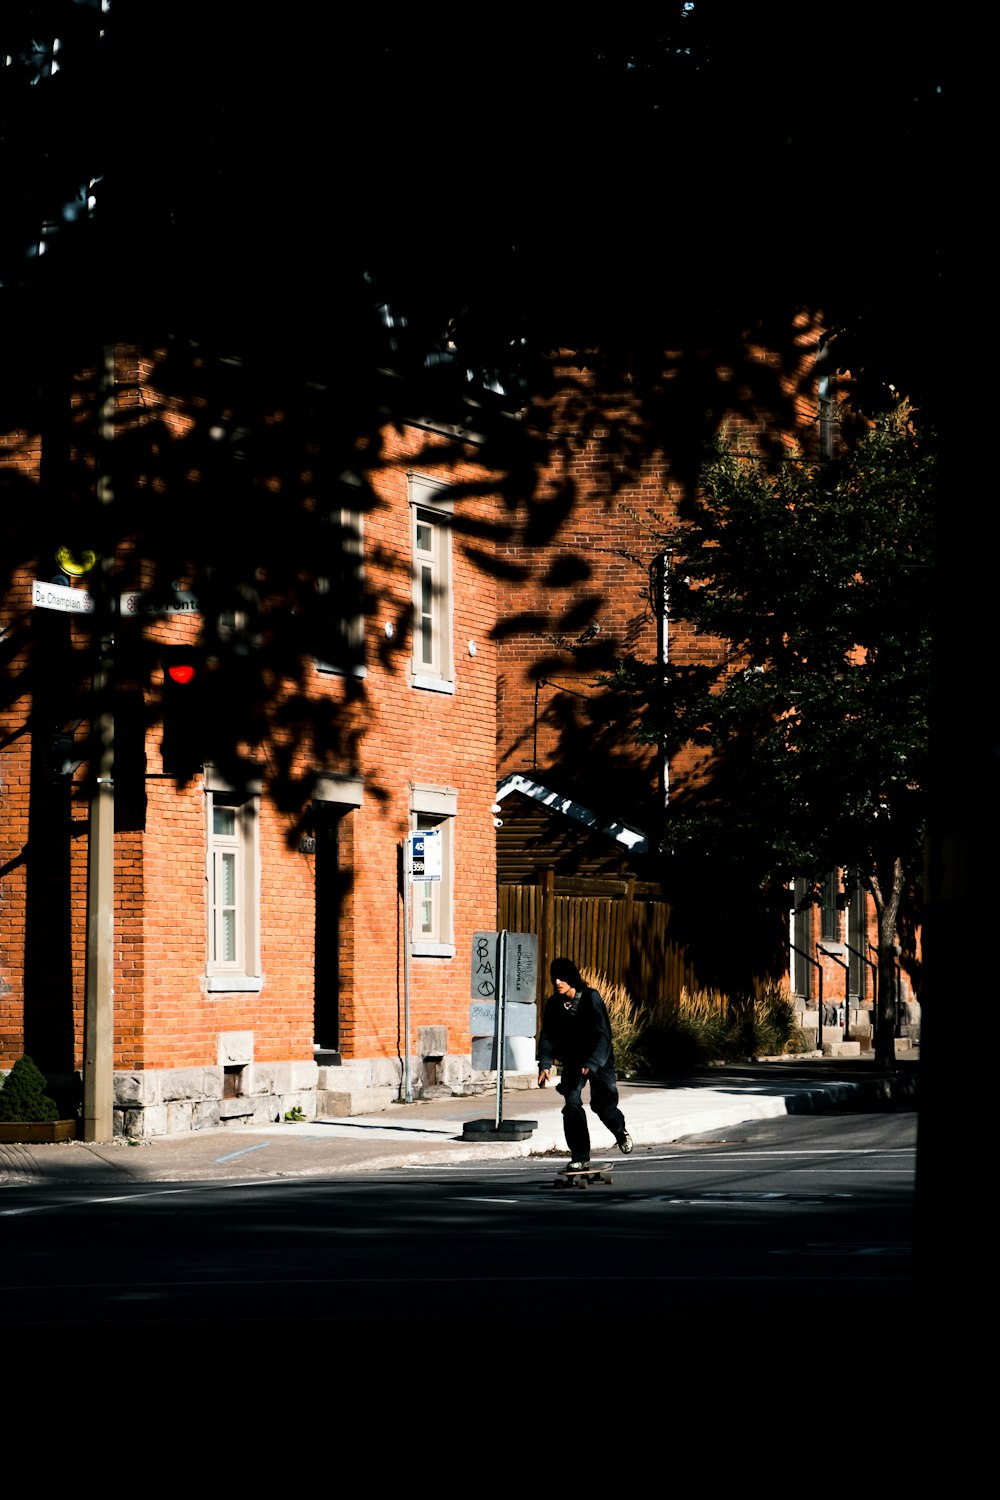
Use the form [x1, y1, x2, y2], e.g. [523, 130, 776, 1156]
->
[616, 1131, 633, 1155]
[567, 1160, 591, 1172]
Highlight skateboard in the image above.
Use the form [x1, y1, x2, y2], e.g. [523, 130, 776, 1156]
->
[553, 1163, 614, 1189]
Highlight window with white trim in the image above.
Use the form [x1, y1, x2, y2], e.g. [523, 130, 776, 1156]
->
[410, 783, 457, 957]
[409, 476, 453, 692]
[315, 507, 366, 677]
[206, 785, 261, 991]
[790, 876, 814, 1001]
[820, 869, 842, 945]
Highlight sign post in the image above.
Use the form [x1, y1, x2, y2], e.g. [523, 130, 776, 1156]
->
[465, 929, 539, 1141]
[495, 929, 508, 1128]
[402, 830, 441, 1103]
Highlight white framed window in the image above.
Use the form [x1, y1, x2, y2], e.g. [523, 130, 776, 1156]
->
[820, 868, 843, 946]
[206, 778, 261, 991]
[790, 876, 814, 1001]
[315, 507, 366, 678]
[409, 475, 454, 692]
[410, 783, 457, 957]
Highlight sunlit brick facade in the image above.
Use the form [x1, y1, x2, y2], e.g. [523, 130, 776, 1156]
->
[0, 352, 499, 1133]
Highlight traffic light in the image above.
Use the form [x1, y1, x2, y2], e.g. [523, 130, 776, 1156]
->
[160, 647, 205, 781]
[50, 723, 86, 785]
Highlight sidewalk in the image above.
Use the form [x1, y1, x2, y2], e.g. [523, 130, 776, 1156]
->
[0, 1056, 918, 1187]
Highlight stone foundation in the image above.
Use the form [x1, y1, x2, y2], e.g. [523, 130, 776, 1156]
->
[113, 1058, 320, 1138]
[315, 1051, 539, 1117]
[109, 1047, 534, 1135]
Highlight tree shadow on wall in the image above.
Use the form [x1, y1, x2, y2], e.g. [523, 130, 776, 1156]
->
[0, 7, 946, 1061]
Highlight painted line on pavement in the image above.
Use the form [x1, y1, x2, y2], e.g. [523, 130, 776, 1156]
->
[214, 1142, 273, 1163]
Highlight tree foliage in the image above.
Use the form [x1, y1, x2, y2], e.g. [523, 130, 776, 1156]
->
[0, 5, 950, 1057]
[614, 404, 935, 1061]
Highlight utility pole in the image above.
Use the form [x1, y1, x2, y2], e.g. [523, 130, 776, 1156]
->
[82, 346, 116, 1141]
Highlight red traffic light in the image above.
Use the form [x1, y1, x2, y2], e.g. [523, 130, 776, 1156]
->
[167, 663, 197, 685]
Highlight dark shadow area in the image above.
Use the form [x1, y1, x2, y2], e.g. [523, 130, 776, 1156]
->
[1, 11, 948, 1162]
[0, 1164, 914, 1338]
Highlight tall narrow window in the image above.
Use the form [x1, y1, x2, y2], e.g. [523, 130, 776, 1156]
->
[315, 507, 366, 677]
[206, 782, 261, 991]
[790, 876, 814, 1001]
[847, 872, 868, 1003]
[210, 802, 241, 967]
[409, 475, 453, 692]
[820, 869, 842, 944]
[409, 783, 457, 957]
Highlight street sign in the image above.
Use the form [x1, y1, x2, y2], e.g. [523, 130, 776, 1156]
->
[469, 929, 539, 1115]
[120, 590, 199, 617]
[471, 930, 500, 997]
[408, 828, 441, 882]
[504, 932, 537, 1002]
[31, 579, 94, 615]
[470, 1000, 537, 1037]
[471, 930, 537, 1002]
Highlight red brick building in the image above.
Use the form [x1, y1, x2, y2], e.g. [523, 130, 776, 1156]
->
[1, 350, 500, 1133]
[492, 330, 919, 1045]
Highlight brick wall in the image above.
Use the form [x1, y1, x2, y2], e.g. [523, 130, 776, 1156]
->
[332, 424, 498, 1059]
[496, 334, 828, 820]
[1, 350, 499, 1087]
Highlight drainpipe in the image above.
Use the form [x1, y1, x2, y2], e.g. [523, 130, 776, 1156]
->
[656, 551, 672, 809]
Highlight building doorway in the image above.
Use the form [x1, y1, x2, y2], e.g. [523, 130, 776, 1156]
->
[314, 808, 345, 1057]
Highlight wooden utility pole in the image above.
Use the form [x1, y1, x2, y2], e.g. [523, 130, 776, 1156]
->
[82, 347, 116, 1141]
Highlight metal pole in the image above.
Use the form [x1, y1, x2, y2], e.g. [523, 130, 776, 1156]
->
[401, 837, 413, 1103]
[494, 929, 507, 1129]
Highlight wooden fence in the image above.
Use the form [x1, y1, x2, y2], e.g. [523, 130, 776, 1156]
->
[498, 871, 697, 1009]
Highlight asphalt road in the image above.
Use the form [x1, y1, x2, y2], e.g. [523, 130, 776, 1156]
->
[1, 1114, 914, 1343]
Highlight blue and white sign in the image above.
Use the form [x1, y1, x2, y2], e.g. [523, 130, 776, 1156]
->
[408, 829, 442, 882]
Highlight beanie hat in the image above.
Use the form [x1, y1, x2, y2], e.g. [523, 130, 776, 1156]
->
[550, 956, 583, 990]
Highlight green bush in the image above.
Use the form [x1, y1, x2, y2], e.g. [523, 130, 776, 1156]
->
[0, 1056, 60, 1123]
[582, 968, 648, 1078]
[621, 979, 808, 1072]
[641, 987, 731, 1071]
[742, 980, 810, 1057]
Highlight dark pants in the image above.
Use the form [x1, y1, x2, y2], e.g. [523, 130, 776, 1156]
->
[558, 1064, 626, 1161]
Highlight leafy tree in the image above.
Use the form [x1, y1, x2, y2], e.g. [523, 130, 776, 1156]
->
[616, 403, 935, 1065]
[0, 5, 950, 1071]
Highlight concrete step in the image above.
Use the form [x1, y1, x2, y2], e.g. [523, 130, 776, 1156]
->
[316, 1086, 399, 1118]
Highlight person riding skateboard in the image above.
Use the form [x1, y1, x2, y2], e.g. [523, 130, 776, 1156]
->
[537, 956, 633, 1170]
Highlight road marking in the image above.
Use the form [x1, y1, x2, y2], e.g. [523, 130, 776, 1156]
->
[0, 1271, 914, 1296]
[649, 1149, 915, 1159]
[214, 1142, 273, 1163]
[772, 1243, 912, 1258]
[0, 1179, 278, 1216]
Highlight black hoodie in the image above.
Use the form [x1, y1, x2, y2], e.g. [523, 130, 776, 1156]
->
[537, 986, 615, 1075]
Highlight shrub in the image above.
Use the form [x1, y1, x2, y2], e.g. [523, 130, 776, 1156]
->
[641, 986, 731, 1071]
[581, 968, 648, 1078]
[726, 980, 809, 1058]
[0, 1056, 60, 1123]
[570, 973, 807, 1073]
[628, 979, 808, 1070]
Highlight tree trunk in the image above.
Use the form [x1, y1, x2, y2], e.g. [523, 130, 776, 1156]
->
[868, 855, 905, 1068]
